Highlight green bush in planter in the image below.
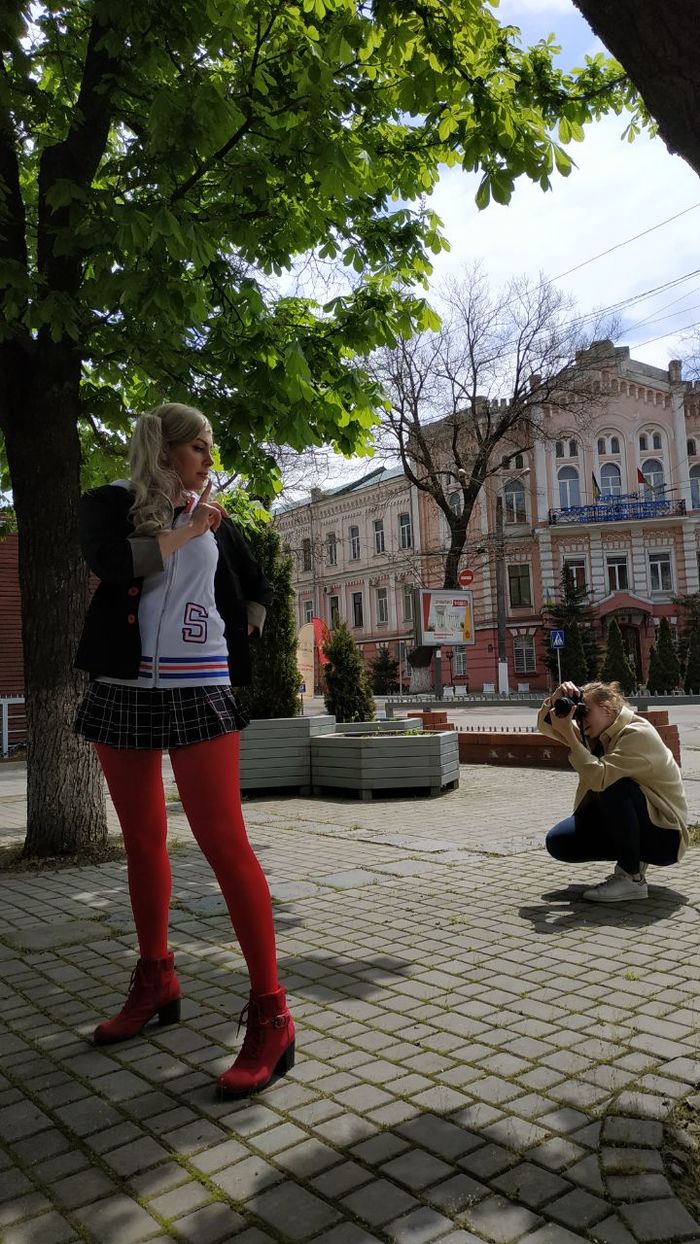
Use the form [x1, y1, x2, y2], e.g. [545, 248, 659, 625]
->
[236, 523, 300, 719]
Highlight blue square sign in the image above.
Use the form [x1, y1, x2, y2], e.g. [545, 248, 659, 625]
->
[549, 629, 565, 649]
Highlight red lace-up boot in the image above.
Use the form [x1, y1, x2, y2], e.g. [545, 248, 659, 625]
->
[93, 952, 181, 1045]
[217, 987, 295, 1098]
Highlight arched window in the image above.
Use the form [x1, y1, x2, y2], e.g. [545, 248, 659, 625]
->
[642, 458, 665, 491]
[597, 437, 606, 455]
[639, 434, 648, 451]
[600, 462, 622, 497]
[652, 432, 662, 450]
[569, 439, 578, 457]
[688, 439, 697, 458]
[504, 478, 526, 524]
[558, 466, 580, 509]
[690, 465, 700, 510]
[610, 436, 620, 454]
[555, 440, 564, 458]
[513, 452, 524, 470]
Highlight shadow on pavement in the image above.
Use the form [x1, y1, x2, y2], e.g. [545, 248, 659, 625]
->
[519, 884, 689, 933]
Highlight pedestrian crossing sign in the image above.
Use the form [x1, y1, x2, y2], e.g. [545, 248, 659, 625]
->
[550, 629, 565, 649]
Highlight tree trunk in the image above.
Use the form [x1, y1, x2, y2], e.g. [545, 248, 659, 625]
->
[4, 379, 107, 857]
[572, 1, 700, 178]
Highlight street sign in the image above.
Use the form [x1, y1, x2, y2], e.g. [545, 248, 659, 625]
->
[549, 629, 565, 649]
[299, 682, 306, 694]
[457, 568, 474, 588]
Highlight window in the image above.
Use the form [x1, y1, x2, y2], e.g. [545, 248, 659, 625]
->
[349, 525, 360, 560]
[399, 513, 412, 549]
[513, 635, 536, 674]
[555, 440, 564, 458]
[373, 519, 385, 554]
[403, 586, 414, 622]
[642, 458, 664, 491]
[453, 645, 467, 675]
[606, 555, 629, 592]
[513, 453, 524, 470]
[326, 532, 337, 566]
[600, 462, 622, 497]
[352, 591, 364, 627]
[376, 586, 388, 624]
[649, 552, 672, 593]
[558, 466, 580, 509]
[329, 594, 340, 626]
[597, 437, 606, 455]
[652, 432, 662, 450]
[508, 563, 532, 608]
[639, 434, 648, 451]
[563, 559, 586, 591]
[504, 479, 526, 524]
[610, 436, 620, 454]
[569, 439, 578, 457]
[691, 465, 700, 510]
[302, 538, 312, 572]
[303, 599, 313, 624]
[688, 439, 697, 457]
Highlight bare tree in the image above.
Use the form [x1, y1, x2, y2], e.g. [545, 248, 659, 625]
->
[373, 267, 617, 592]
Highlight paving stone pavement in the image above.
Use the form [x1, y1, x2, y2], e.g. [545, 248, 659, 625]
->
[2, 758, 700, 1244]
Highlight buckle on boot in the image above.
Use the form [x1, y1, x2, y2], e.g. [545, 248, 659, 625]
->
[272, 1015, 287, 1029]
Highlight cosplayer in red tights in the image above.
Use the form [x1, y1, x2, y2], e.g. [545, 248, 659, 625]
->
[93, 733, 294, 1097]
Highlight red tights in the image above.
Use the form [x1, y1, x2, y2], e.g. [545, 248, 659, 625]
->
[95, 733, 278, 994]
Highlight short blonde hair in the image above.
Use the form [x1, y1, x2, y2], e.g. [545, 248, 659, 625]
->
[580, 681, 626, 716]
[128, 403, 212, 534]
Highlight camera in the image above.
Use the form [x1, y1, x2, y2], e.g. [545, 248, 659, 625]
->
[544, 690, 587, 725]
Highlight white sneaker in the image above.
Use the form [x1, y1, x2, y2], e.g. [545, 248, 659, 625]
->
[582, 869, 648, 903]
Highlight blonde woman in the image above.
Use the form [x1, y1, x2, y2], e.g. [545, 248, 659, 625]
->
[74, 403, 294, 1097]
[539, 680, 688, 902]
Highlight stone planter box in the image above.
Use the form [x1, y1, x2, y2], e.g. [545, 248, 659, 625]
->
[336, 719, 414, 734]
[310, 730, 459, 801]
[239, 715, 336, 793]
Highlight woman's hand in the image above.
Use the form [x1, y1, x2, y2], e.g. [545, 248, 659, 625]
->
[188, 481, 222, 537]
[552, 681, 580, 703]
[548, 705, 581, 745]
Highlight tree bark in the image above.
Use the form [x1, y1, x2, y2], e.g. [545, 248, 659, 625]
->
[3, 370, 106, 857]
[572, 1, 700, 178]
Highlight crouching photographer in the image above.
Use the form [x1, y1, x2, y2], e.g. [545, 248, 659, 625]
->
[538, 681, 688, 902]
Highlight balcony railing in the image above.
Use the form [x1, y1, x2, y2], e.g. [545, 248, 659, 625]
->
[548, 492, 686, 526]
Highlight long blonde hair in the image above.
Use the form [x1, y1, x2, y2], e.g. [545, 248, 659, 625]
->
[128, 403, 212, 535]
[581, 681, 627, 716]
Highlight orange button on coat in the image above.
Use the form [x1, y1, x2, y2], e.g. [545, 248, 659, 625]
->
[127, 586, 139, 597]
[127, 614, 136, 624]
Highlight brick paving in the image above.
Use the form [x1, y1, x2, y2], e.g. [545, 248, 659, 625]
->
[1, 737, 700, 1243]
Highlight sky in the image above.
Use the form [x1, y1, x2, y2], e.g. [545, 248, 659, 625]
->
[427, 0, 700, 374]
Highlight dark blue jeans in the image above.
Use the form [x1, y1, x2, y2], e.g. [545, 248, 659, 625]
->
[546, 778, 680, 874]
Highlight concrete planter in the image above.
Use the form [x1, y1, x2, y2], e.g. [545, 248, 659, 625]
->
[310, 730, 459, 801]
[336, 719, 414, 734]
[239, 715, 336, 793]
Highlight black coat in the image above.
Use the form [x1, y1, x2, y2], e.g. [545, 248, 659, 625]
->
[75, 484, 273, 686]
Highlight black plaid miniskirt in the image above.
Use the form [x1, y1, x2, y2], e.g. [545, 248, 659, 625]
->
[74, 682, 249, 750]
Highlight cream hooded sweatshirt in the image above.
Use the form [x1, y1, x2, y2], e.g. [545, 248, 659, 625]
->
[537, 702, 689, 860]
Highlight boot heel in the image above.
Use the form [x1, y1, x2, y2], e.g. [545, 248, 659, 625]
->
[158, 998, 181, 1026]
[275, 1040, 295, 1075]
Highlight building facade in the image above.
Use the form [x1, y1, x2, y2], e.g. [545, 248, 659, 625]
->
[279, 346, 700, 693]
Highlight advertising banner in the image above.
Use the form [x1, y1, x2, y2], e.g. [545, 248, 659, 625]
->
[418, 589, 475, 647]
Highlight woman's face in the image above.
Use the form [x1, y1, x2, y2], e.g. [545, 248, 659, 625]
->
[584, 698, 617, 740]
[168, 430, 214, 493]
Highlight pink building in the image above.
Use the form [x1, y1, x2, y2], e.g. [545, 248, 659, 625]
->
[278, 346, 700, 694]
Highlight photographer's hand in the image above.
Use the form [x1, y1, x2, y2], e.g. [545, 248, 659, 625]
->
[548, 705, 580, 745]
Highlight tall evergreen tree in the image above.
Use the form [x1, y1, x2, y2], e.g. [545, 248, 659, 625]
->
[323, 623, 376, 723]
[649, 617, 681, 693]
[684, 626, 700, 694]
[673, 591, 700, 677]
[369, 647, 400, 695]
[236, 524, 301, 720]
[646, 644, 660, 694]
[564, 622, 589, 688]
[543, 568, 601, 682]
[600, 618, 637, 693]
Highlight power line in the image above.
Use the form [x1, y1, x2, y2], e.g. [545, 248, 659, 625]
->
[551, 201, 700, 282]
[625, 317, 700, 351]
